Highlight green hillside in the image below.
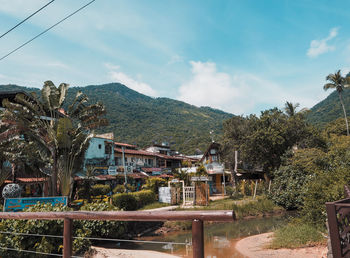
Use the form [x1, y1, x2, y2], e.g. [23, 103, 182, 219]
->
[307, 88, 350, 127]
[0, 83, 233, 154]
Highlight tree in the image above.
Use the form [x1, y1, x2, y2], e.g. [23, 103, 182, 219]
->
[323, 70, 350, 136]
[222, 108, 324, 180]
[284, 101, 300, 117]
[1, 81, 108, 196]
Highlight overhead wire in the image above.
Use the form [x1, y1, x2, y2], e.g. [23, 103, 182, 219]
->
[0, 0, 55, 40]
[0, 0, 96, 62]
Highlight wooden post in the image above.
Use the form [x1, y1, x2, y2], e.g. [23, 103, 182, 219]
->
[326, 203, 342, 258]
[63, 218, 73, 258]
[192, 219, 204, 258]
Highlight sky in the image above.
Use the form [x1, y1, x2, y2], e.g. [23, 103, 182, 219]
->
[0, 0, 349, 115]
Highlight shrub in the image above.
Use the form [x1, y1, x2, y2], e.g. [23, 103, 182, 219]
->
[91, 184, 111, 196]
[142, 177, 167, 194]
[131, 190, 156, 209]
[0, 203, 90, 257]
[112, 193, 138, 211]
[113, 184, 126, 194]
[78, 202, 127, 238]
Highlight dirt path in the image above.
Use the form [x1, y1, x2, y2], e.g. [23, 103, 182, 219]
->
[235, 232, 327, 258]
[89, 246, 180, 258]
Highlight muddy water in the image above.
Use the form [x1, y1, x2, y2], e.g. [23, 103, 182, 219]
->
[115, 214, 291, 257]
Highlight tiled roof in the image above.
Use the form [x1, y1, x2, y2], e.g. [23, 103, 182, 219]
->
[114, 142, 138, 148]
[114, 148, 156, 156]
[5, 177, 48, 183]
[142, 167, 162, 173]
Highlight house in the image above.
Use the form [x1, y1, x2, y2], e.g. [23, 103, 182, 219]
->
[200, 142, 230, 194]
[84, 133, 115, 175]
[114, 142, 156, 170]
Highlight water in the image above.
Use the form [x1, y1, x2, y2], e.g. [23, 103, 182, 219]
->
[113, 214, 292, 257]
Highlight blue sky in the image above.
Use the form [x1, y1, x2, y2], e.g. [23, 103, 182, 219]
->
[0, 0, 349, 115]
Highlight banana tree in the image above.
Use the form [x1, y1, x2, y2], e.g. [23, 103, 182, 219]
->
[1, 81, 107, 196]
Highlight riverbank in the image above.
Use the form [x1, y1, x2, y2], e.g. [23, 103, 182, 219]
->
[87, 246, 180, 258]
[235, 232, 327, 258]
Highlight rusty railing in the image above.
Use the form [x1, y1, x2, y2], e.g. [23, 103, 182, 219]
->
[326, 198, 350, 258]
[0, 210, 235, 258]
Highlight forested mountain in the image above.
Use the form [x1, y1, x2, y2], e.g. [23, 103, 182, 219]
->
[307, 88, 350, 127]
[0, 83, 233, 154]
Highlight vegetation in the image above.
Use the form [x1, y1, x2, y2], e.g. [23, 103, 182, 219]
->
[323, 70, 350, 135]
[0, 83, 233, 154]
[270, 222, 325, 249]
[0, 81, 107, 196]
[222, 105, 324, 179]
[112, 190, 156, 210]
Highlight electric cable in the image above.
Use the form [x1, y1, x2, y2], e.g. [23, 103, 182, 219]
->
[0, 0, 96, 62]
[0, 0, 55, 40]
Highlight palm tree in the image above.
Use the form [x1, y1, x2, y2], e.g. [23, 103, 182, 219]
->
[1, 81, 108, 196]
[284, 101, 300, 117]
[324, 70, 350, 136]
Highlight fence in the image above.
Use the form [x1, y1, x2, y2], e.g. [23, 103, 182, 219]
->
[0, 210, 235, 258]
[326, 198, 350, 258]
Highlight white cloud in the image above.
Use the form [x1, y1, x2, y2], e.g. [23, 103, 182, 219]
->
[105, 63, 158, 97]
[177, 61, 318, 115]
[307, 27, 338, 58]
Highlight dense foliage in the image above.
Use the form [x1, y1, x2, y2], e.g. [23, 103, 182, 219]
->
[112, 190, 156, 210]
[0, 83, 233, 154]
[0, 202, 127, 257]
[222, 107, 324, 178]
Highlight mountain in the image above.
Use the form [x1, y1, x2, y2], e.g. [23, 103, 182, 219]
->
[307, 88, 350, 127]
[0, 83, 233, 154]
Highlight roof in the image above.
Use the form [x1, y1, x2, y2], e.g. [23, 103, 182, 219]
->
[5, 177, 48, 183]
[114, 148, 155, 157]
[200, 142, 221, 162]
[142, 167, 162, 173]
[114, 142, 138, 148]
[95, 132, 114, 140]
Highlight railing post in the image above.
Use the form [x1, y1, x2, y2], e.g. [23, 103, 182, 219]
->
[326, 203, 342, 258]
[192, 219, 204, 258]
[63, 218, 73, 258]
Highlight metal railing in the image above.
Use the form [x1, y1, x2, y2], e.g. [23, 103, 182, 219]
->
[326, 198, 350, 258]
[0, 210, 235, 258]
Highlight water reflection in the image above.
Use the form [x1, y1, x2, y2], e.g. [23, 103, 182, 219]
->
[115, 214, 292, 257]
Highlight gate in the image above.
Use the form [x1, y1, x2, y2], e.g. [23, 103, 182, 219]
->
[184, 186, 195, 206]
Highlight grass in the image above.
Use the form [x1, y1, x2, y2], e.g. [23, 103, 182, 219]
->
[176, 196, 284, 219]
[139, 201, 170, 210]
[270, 222, 326, 249]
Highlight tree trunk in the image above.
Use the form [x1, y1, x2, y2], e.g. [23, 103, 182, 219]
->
[51, 151, 58, 196]
[339, 92, 349, 136]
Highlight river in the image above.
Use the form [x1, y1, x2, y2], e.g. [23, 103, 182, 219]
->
[113, 213, 292, 257]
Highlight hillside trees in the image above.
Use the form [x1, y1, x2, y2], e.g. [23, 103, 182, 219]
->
[1, 81, 108, 196]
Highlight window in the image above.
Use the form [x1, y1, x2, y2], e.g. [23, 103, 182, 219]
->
[98, 144, 102, 149]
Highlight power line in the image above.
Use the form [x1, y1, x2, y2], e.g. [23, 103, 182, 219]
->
[0, 0, 96, 62]
[0, 0, 55, 40]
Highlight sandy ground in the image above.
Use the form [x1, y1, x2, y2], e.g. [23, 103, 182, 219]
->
[235, 232, 327, 258]
[89, 246, 180, 258]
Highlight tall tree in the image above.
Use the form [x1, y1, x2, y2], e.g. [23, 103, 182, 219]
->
[1, 81, 108, 196]
[324, 70, 350, 136]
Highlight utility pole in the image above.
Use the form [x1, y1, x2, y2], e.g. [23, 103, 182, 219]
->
[122, 146, 127, 185]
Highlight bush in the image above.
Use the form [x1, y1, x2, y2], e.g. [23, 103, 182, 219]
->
[91, 184, 111, 196]
[142, 177, 167, 194]
[112, 193, 138, 211]
[78, 202, 127, 238]
[113, 184, 126, 194]
[131, 190, 156, 209]
[0, 203, 90, 257]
